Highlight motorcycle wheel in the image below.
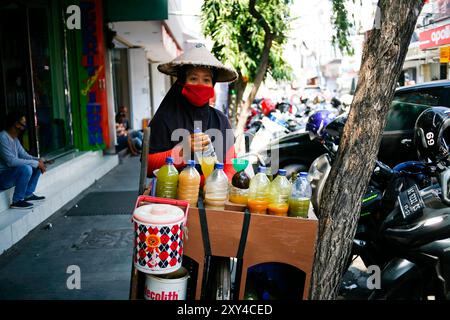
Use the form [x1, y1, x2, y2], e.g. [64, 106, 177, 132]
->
[205, 257, 231, 300]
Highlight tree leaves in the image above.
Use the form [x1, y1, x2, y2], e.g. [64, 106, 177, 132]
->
[330, 0, 355, 56]
[201, 0, 292, 83]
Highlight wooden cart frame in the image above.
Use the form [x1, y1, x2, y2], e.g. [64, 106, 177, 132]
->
[130, 128, 318, 300]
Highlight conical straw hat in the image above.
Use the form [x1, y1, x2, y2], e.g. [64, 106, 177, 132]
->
[158, 43, 238, 83]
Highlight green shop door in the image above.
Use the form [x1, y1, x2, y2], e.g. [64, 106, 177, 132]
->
[0, 1, 74, 158]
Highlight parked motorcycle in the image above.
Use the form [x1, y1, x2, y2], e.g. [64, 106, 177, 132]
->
[309, 107, 450, 299]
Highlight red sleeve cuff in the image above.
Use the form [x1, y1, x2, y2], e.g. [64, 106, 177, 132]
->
[147, 145, 185, 177]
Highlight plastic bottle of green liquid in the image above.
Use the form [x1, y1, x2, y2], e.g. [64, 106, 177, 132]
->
[156, 157, 179, 199]
[288, 172, 312, 218]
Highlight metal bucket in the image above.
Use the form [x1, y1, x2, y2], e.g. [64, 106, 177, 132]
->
[144, 266, 190, 300]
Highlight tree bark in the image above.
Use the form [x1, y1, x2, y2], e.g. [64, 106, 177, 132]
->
[234, 75, 247, 127]
[309, 0, 424, 300]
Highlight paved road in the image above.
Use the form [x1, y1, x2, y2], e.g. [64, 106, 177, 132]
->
[0, 155, 140, 300]
[339, 257, 372, 300]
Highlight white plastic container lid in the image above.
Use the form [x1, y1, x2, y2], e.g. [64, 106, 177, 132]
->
[133, 204, 184, 225]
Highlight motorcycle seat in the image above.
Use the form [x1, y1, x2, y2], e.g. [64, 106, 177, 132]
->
[383, 207, 450, 247]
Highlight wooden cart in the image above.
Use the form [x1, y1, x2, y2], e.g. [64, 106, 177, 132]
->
[130, 128, 318, 300]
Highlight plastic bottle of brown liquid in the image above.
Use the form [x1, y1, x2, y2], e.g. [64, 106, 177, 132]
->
[177, 160, 201, 206]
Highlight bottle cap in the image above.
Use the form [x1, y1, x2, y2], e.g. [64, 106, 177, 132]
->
[257, 166, 267, 173]
[278, 169, 287, 176]
[215, 163, 224, 170]
[300, 172, 308, 177]
[187, 160, 196, 167]
[194, 128, 202, 134]
[166, 157, 174, 164]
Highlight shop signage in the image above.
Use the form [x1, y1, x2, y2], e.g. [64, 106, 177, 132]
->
[419, 24, 450, 49]
[440, 46, 450, 62]
[80, 0, 109, 148]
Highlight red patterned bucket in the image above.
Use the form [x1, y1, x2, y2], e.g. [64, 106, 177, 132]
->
[132, 196, 189, 275]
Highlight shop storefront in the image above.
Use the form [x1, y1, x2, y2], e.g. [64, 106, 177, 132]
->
[0, 0, 74, 157]
[0, 0, 113, 157]
[417, 22, 450, 82]
[66, 0, 111, 151]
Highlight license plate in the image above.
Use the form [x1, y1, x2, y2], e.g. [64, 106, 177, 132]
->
[398, 184, 425, 221]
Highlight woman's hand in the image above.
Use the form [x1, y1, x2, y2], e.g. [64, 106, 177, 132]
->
[189, 132, 211, 153]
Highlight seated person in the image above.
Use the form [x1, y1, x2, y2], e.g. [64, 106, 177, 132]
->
[0, 112, 46, 209]
[117, 106, 130, 130]
[116, 113, 143, 156]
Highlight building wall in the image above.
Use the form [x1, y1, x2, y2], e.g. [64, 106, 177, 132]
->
[65, 0, 111, 151]
[150, 62, 170, 115]
[127, 48, 151, 130]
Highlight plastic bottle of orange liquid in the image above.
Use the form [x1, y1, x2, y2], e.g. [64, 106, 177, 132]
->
[204, 163, 229, 210]
[177, 160, 201, 206]
[267, 169, 292, 216]
[247, 166, 271, 214]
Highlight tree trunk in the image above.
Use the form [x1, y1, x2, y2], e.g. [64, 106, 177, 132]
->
[309, 0, 424, 300]
[234, 75, 247, 127]
[235, 34, 273, 148]
[234, 0, 275, 149]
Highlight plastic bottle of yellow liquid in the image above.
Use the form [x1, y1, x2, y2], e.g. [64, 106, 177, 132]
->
[156, 157, 179, 199]
[247, 166, 271, 214]
[204, 163, 229, 210]
[288, 172, 312, 218]
[194, 128, 217, 179]
[267, 169, 292, 216]
[177, 160, 201, 206]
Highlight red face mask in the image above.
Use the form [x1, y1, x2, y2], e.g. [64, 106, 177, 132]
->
[182, 83, 215, 107]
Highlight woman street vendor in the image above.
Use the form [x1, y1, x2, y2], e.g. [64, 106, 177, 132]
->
[147, 44, 238, 181]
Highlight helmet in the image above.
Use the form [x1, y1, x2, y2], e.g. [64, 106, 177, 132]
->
[261, 98, 275, 116]
[322, 113, 348, 145]
[414, 107, 450, 164]
[306, 110, 336, 140]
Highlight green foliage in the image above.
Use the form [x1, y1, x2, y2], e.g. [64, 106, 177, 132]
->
[331, 0, 355, 56]
[201, 0, 292, 82]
